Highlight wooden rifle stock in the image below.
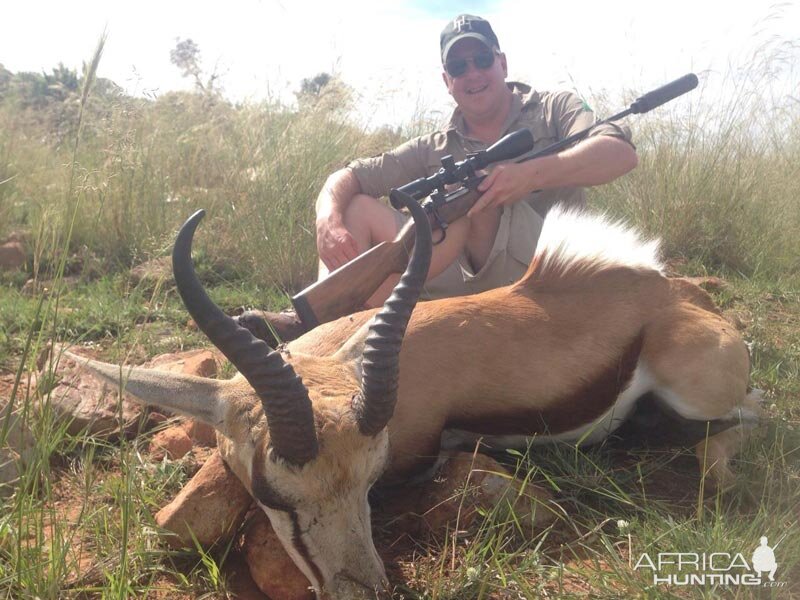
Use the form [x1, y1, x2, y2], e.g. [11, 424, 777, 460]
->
[292, 223, 415, 329]
[291, 185, 482, 328]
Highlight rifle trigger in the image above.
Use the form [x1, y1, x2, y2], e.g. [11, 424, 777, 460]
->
[430, 206, 448, 245]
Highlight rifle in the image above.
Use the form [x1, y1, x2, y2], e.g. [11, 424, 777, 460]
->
[291, 73, 699, 330]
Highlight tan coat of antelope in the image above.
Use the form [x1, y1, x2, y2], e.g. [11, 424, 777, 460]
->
[73, 191, 761, 599]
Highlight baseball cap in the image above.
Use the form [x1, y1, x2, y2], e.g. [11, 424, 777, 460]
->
[440, 15, 500, 63]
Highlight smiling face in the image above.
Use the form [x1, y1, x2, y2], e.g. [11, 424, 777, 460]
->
[442, 37, 511, 128]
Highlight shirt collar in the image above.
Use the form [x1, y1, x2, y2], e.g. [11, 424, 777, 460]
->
[444, 81, 541, 140]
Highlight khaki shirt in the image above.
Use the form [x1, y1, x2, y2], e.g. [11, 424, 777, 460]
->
[348, 82, 633, 216]
[347, 82, 634, 299]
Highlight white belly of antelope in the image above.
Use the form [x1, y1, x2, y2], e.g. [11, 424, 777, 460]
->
[441, 362, 657, 451]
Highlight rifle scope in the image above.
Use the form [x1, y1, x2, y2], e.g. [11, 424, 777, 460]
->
[390, 128, 534, 209]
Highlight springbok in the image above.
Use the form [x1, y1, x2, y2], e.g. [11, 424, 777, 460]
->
[72, 190, 761, 599]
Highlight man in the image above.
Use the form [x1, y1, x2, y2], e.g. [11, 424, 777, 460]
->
[238, 14, 638, 344]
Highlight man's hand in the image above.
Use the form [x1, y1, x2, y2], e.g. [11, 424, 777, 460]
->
[316, 214, 360, 271]
[467, 136, 637, 217]
[468, 162, 536, 216]
[315, 168, 364, 271]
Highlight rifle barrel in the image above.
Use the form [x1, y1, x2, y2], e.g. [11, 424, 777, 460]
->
[512, 74, 698, 165]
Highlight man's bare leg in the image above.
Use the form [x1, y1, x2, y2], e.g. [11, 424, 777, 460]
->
[317, 194, 402, 279]
[357, 202, 502, 305]
[237, 195, 496, 341]
[324, 194, 474, 307]
[463, 207, 502, 273]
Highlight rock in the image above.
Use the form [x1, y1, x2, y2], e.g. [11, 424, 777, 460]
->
[129, 256, 172, 289]
[43, 350, 145, 438]
[380, 452, 557, 537]
[0, 372, 36, 404]
[182, 418, 217, 447]
[150, 425, 194, 460]
[0, 241, 25, 271]
[182, 446, 216, 478]
[682, 275, 728, 292]
[243, 510, 315, 600]
[155, 451, 251, 549]
[223, 551, 270, 600]
[5, 230, 28, 244]
[146, 349, 218, 378]
[145, 411, 169, 428]
[0, 391, 36, 497]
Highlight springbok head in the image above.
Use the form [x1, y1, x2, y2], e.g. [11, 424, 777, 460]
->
[76, 190, 432, 599]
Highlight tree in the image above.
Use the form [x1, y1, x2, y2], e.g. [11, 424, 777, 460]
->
[298, 72, 332, 99]
[170, 38, 219, 94]
[295, 72, 351, 113]
[44, 63, 80, 101]
[0, 64, 12, 97]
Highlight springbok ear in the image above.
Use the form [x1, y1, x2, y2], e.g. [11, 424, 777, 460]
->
[332, 320, 371, 365]
[66, 352, 234, 437]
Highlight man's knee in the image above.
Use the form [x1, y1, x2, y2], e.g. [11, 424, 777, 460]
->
[343, 194, 401, 246]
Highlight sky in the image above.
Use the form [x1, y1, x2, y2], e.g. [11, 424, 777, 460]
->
[1, 0, 798, 128]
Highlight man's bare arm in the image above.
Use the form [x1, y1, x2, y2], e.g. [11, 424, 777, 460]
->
[527, 135, 638, 188]
[469, 136, 637, 215]
[315, 168, 363, 270]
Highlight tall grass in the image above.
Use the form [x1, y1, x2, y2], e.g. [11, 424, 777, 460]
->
[2, 40, 798, 288]
[593, 38, 800, 278]
[1, 75, 405, 294]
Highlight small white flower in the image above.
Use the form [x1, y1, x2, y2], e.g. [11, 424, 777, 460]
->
[617, 519, 630, 531]
[466, 566, 480, 581]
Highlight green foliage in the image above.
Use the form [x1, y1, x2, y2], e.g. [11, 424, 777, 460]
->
[298, 72, 332, 98]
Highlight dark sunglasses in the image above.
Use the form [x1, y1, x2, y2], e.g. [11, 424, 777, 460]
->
[444, 51, 497, 78]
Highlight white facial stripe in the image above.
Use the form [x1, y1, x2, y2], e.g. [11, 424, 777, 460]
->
[259, 504, 324, 593]
[249, 431, 391, 598]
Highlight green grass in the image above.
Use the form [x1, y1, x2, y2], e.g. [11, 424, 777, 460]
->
[0, 33, 798, 600]
[0, 272, 281, 372]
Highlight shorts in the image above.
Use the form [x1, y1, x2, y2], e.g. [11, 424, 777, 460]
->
[394, 201, 545, 300]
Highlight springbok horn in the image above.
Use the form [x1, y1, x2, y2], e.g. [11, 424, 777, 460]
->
[173, 210, 318, 466]
[354, 189, 433, 436]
